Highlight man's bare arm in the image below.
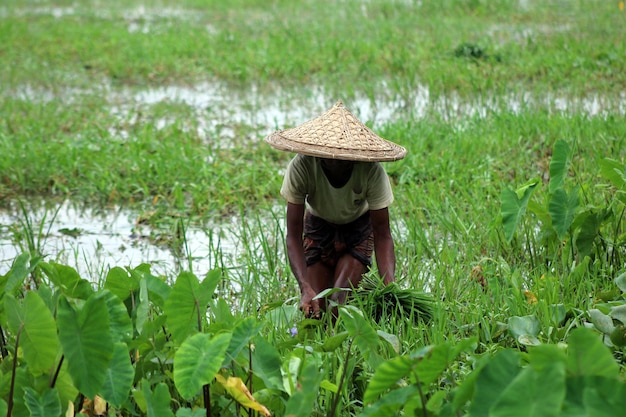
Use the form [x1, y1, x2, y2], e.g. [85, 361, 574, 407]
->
[285, 202, 320, 316]
[370, 207, 396, 285]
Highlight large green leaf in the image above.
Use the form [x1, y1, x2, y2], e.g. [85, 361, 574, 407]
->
[363, 355, 413, 404]
[583, 377, 626, 417]
[318, 330, 350, 352]
[549, 187, 579, 239]
[251, 336, 285, 392]
[23, 388, 62, 417]
[588, 309, 615, 335]
[283, 360, 324, 417]
[548, 139, 571, 193]
[339, 306, 380, 354]
[360, 385, 419, 417]
[100, 342, 135, 408]
[575, 211, 602, 259]
[377, 330, 400, 353]
[5, 253, 37, 295]
[57, 295, 113, 398]
[143, 272, 171, 309]
[96, 290, 133, 344]
[103, 266, 139, 301]
[143, 382, 175, 417]
[164, 272, 203, 344]
[223, 317, 262, 365]
[527, 344, 567, 372]
[508, 315, 540, 345]
[611, 304, 626, 325]
[566, 328, 619, 378]
[175, 409, 206, 417]
[40, 262, 94, 299]
[490, 362, 565, 417]
[415, 338, 476, 387]
[468, 349, 521, 417]
[5, 292, 59, 375]
[599, 158, 626, 192]
[501, 180, 539, 242]
[174, 332, 232, 400]
[200, 268, 222, 303]
[364, 338, 475, 406]
[135, 277, 149, 334]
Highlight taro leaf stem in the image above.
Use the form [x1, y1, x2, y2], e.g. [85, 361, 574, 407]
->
[0, 325, 8, 358]
[49, 355, 65, 388]
[76, 393, 85, 416]
[203, 384, 211, 417]
[328, 337, 354, 417]
[7, 324, 23, 417]
[249, 344, 256, 417]
[413, 370, 428, 417]
[196, 299, 202, 333]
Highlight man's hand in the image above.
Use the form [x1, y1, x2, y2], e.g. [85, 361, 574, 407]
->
[300, 285, 321, 319]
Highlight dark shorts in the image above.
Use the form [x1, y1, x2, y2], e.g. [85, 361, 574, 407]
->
[303, 211, 374, 268]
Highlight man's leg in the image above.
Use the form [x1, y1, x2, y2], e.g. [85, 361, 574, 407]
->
[305, 261, 334, 317]
[331, 254, 368, 306]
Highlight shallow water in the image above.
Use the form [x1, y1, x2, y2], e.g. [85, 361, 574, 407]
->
[0, 200, 260, 280]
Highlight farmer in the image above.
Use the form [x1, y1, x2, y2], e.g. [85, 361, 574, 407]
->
[265, 100, 407, 318]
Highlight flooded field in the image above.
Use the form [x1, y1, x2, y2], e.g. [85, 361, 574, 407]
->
[2, 78, 624, 279]
[2, 0, 624, 281]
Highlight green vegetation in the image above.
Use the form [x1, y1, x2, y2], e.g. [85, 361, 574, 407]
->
[1, 0, 625, 416]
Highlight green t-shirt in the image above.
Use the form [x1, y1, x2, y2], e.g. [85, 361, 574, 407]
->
[280, 154, 394, 224]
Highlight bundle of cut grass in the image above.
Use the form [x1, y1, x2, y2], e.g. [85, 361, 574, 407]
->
[355, 273, 435, 324]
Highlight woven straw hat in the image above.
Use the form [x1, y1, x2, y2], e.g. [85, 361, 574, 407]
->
[265, 100, 407, 162]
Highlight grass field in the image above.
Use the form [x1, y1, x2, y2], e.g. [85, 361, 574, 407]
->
[1, 1, 625, 416]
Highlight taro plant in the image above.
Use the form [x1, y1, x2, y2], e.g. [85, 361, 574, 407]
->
[0, 252, 280, 417]
[588, 271, 626, 350]
[454, 327, 626, 417]
[501, 139, 626, 275]
[359, 336, 477, 417]
[1, 252, 626, 417]
[359, 326, 626, 417]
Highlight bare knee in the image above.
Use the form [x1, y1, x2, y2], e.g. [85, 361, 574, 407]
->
[331, 255, 368, 304]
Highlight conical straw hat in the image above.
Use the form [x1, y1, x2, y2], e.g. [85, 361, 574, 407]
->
[264, 100, 407, 162]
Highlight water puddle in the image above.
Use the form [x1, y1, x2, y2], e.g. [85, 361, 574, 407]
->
[10, 80, 626, 148]
[0, 200, 284, 282]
